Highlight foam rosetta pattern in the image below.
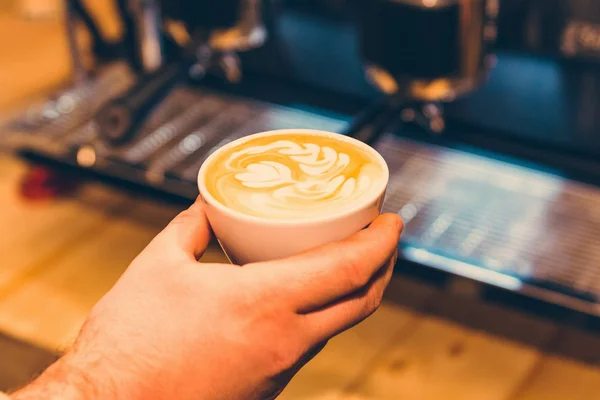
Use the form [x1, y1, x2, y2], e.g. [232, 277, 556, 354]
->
[206, 134, 384, 220]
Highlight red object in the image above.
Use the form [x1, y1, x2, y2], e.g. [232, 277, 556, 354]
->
[19, 165, 80, 200]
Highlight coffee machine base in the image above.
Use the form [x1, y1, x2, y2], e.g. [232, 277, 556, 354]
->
[3, 63, 600, 319]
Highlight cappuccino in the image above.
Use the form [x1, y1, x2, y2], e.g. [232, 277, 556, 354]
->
[202, 131, 386, 220]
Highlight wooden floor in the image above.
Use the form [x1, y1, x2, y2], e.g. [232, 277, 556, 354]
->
[1, 4, 600, 399]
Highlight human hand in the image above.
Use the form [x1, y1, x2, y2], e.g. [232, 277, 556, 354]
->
[11, 197, 402, 400]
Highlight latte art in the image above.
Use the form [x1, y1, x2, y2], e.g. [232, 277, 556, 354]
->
[204, 133, 385, 220]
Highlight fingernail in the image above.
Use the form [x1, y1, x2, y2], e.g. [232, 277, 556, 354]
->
[395, 215, 404, 232]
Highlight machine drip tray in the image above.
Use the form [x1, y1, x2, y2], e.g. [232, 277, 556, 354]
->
[376, 134, 600, 314]
[2, 66, 600, 316]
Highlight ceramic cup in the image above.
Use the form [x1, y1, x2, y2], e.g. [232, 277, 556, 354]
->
[197, 129, 390, 264]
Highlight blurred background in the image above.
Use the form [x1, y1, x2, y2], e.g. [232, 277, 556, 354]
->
[0, 0, 600, 398]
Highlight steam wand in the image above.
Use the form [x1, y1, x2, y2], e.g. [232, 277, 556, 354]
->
[344, 95, 446, 148]
[344, 94, 406, 146]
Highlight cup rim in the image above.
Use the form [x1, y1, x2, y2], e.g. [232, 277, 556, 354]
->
[197, 129, 390, 226]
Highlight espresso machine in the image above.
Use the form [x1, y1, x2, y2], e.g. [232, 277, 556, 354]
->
[2, 0, 600, 317]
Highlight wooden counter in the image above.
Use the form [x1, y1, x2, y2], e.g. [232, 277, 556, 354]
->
[1, 6, 600, 400]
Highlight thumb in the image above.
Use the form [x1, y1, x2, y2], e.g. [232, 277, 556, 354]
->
[148, 196, 213, 261]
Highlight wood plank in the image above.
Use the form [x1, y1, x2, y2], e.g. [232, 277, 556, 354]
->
[513, 357, 600, 400]
[551, 326, 600, 365]
[0, 333, 57, 393]
[510, 324, 600, 400]
[291, 287, 567, 400]
[0, 15, 71, 112]
[429, 287, 558, 350]
[338, 284, 561, 400]
[13, 0, 61, 19]
[0, 198, 179, 351]
[0, 178, 125, 251]
[347, 315, 544, 400]
[0, 156, 26, 182]
[294, 393, 369, 400]
[0, 180, 131, 294]
[279, 279, 437, 400]
[279, 304, 419, 400]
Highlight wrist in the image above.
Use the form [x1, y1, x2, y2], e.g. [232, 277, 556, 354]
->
[10, 353, 113, 400]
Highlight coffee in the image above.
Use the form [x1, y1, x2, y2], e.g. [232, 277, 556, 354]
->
[202, 131, 386, 220]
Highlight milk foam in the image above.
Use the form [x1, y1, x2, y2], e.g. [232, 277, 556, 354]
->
[205, 134, 384, 220]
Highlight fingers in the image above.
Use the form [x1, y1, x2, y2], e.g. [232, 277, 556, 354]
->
[248, 213, 402, 313]
[148, 196, 213, 261]
[302, 249, 397, 344]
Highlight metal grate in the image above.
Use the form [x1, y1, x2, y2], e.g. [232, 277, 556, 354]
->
[3, 63, 134, 139]
[376, 134, 600, 304]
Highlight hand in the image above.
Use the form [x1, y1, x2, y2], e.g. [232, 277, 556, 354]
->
[11, 198, 402, 400]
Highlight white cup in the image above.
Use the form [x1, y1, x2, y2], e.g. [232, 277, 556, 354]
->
[197, 129, 390, 265]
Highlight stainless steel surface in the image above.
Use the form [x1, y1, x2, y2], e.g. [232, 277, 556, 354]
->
[360, 0, 498, 102]
[376, 133, 600, 313]
[209, 0, 268, 52]
[65, 2, 88, 83]
[145, 101, 260, 182]
[2, 64, 134, 153]
[76, 88, 198, 162]
[129, 0, 165, 72]
[114, 93, 228, 165]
